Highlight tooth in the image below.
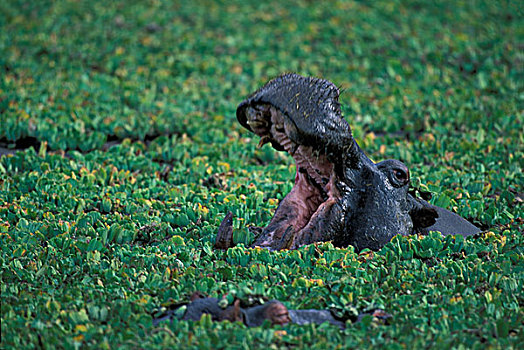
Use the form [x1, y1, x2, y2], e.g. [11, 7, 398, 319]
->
[257, 136, 271, 148]
[289, 143, 298, 156]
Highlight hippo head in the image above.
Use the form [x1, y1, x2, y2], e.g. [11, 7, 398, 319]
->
[233, 73, 479, 251]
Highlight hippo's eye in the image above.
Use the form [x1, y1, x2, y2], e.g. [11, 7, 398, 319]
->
[392, 168, 409, 186]
[376, 160, 410, 188]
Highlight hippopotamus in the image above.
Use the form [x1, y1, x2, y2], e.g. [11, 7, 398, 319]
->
[153, 293, 391, 329]
[217, 73, 480, 252]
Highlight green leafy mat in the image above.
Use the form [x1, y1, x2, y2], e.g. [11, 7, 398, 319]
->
[1, 0, 522, 348]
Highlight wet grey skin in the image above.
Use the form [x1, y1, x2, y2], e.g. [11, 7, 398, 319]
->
[153, 296, 390, 328]
[230, 73, 480, 251]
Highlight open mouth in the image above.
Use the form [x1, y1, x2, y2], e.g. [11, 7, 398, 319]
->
[241, 103, 342, 248]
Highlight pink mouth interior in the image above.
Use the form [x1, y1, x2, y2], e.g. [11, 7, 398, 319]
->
[245, 104, 341, 245]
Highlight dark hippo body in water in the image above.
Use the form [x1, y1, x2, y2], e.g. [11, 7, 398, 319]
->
[217, 74, 480, 251]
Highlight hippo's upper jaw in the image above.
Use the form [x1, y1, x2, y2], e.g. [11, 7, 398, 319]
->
[232, 73, 480, 251]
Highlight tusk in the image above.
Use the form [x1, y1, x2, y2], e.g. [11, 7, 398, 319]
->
[257, 135, 271, 148]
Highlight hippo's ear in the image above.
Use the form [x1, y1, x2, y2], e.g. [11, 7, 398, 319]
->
[408, 195, 438, 229]
[408, 195, 482, 237]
